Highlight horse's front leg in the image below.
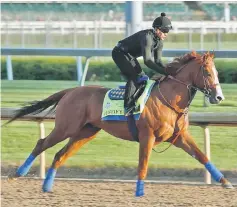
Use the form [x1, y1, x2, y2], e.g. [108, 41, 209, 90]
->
[172, 131, 233, 188]
[136, 130, 155, 197]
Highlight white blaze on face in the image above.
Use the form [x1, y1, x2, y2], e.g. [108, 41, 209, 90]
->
[212, 64, 225, 101]
[212, 65, 219, 85]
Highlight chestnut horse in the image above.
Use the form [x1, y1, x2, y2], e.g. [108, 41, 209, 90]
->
[7, 51, 233, 197]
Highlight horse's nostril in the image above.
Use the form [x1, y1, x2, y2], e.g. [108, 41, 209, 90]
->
[216, 96, 223, 101]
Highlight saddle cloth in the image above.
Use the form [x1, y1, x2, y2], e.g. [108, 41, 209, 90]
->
[101, 80, 156, 121]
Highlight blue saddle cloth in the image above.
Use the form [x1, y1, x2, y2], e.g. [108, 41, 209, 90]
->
[108, 86, 126, 100]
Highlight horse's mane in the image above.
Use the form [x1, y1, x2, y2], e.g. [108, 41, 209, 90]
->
[165, 51, 198, 75]
[164, 51, 214, 76]
[151, 51, 215, 80]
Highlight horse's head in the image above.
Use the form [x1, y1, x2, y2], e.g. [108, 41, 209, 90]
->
[165, 51, 224, 104]
[194, 52, 224, 104]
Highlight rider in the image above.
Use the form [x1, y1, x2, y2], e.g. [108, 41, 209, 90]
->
[112, 12, 172, 116]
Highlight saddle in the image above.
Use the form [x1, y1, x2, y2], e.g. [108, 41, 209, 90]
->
[101, 80, 156, 121]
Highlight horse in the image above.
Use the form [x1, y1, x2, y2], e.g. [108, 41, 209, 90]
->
[6, 51, 234, 197]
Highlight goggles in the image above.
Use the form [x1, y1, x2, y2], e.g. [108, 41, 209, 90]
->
[158, 25, 172, 33]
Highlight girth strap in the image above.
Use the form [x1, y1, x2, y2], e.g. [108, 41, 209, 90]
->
[127, 115, 139, 142]
[126, 83, 147, 143]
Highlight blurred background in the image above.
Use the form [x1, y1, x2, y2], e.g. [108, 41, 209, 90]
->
[1, 1, 237, 183]
[1, 1, 237, 49]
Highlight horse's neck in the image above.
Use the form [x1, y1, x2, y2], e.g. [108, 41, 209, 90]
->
[156, 62, 198, 112]
[174, 62, 196, 85]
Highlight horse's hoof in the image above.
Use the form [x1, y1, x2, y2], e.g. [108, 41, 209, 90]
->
[135, 192, 144, 197]
[7, 177, 18, 182]
[222, 182, 234, 189]
[7, 173, 19, 182]
[42, 188, 53, 193]
[42, 184, 54, 193]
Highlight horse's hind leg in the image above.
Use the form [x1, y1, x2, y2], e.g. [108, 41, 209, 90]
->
[8, 127, 68, 180]
[42, 124, 100, 192]
[172, 131, 234, 189]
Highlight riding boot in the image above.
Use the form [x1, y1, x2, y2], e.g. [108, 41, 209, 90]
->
[133, 72, 149, 100]
[124, 80, 137, 116]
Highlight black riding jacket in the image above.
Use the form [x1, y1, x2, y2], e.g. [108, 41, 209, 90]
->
[118, 29, 166, 75]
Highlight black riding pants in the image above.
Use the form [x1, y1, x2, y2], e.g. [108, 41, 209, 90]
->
[112, 47, 143, 108]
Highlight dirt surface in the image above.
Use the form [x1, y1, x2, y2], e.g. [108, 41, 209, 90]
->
[1, 178, 237, 207]
[2, 165, 237, 183]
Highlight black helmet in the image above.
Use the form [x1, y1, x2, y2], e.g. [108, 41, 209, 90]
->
[152, 12, 172, 33]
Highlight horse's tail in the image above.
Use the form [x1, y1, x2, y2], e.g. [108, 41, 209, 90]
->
[3, 88, 74, 126]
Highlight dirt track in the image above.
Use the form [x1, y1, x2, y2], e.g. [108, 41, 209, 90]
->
[1, 178, 237, 207]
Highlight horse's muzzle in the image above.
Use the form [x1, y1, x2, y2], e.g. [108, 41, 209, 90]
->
[209, 86, 225, 104]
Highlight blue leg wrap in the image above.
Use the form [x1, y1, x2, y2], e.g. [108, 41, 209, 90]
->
[16, 154, 36, 176]
[205, 161, 224, 182]
[135, 180, 144, 197]
[42, 168, 57, 192]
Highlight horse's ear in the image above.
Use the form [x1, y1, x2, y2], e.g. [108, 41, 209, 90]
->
[190, 50, 196, 58]
[210, 51, 215, 59]
[188, 51, 197, 60]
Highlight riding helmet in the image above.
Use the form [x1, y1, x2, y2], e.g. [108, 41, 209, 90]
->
[152, 12, 173, 33]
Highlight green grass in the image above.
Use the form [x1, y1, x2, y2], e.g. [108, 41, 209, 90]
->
[1, 80, 237, 170]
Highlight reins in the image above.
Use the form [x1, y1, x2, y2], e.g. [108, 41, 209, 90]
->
[152, 59, 212, 153]
[153, 77, 190, 153]
[157, 62, 194, 115]
[152, 113, 186, 153]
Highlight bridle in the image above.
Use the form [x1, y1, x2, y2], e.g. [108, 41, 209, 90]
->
[198, 65, 220, 97]
[172, 62, 215, 97]
[158, 58, 217, 115]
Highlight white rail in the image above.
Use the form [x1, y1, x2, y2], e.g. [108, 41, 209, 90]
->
[1, 21, 237, 34]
